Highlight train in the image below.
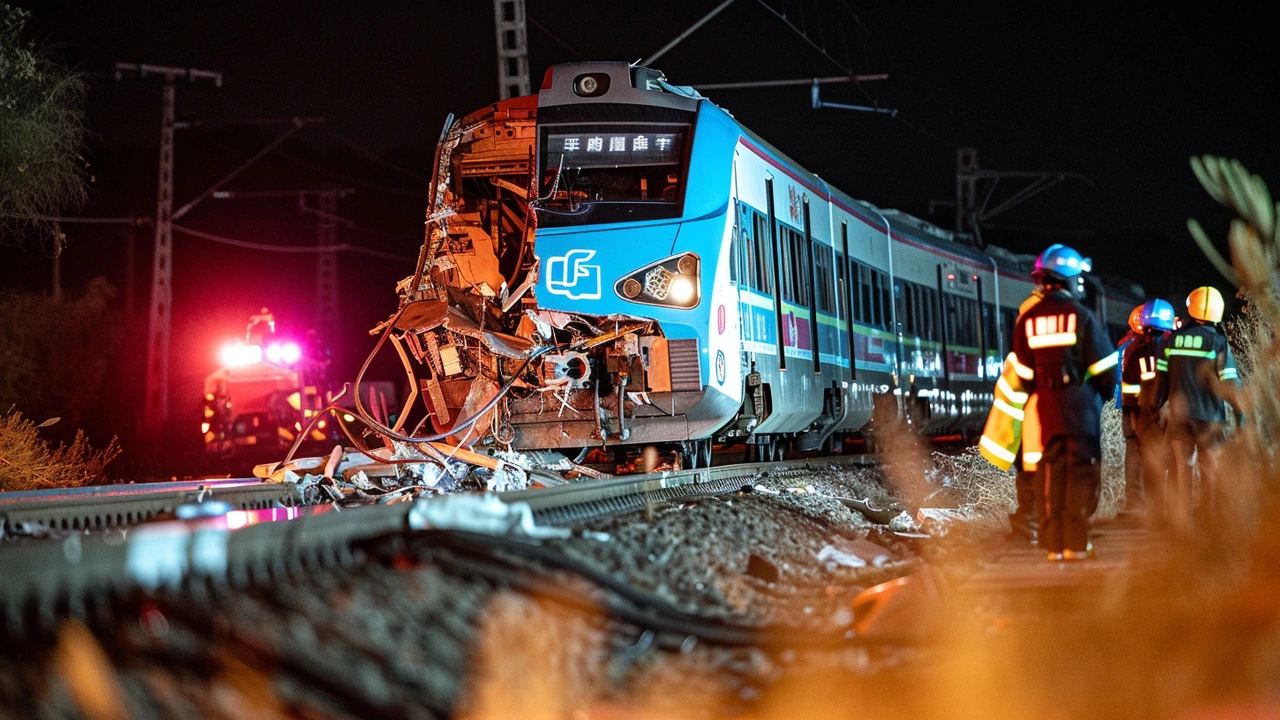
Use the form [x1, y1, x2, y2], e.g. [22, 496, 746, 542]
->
[391, 61, 1142, 467]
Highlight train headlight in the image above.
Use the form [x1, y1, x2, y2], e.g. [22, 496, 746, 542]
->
[614, 252, 700, 309]
[669, 275, 695, 305]
[572, 72, 610, 97]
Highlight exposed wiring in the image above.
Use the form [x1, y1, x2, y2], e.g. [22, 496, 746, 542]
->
[351, 304, 558, 445]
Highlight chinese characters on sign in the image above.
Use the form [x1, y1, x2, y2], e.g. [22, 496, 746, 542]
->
[547, 131, 684, 168]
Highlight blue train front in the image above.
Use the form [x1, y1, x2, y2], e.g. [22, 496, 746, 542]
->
[409, 62, 1141, 462]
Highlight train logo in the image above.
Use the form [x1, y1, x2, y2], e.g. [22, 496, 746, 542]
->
[545, 249, 601, 300]
[715, 350, 726, 385]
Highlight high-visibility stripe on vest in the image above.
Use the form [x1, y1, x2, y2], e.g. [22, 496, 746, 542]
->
[980, 353, 1039, 471]
[1007, 352, 1035, 380]
[1025, 313, 1078, 349]
[1086, 350, 1119, 379]
[1138, 356, 1157, 381]
[1166, 348, 1216, 359]
[1022, 394, 1042, 472]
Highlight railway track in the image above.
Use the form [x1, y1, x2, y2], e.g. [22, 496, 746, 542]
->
[0, 454, 879, 632]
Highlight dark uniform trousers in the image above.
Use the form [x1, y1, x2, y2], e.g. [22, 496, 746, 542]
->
[1039, 435, 1101, 553]
[1132, 412, 1170, 524]
[1012, 467, 1041, 534]
[1169, 418, 1228, 523]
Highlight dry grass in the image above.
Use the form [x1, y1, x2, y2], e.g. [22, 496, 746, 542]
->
[0, 408, 119, 491]
[928, 446, 1016, 530]
[1097, 401, 1126, 520]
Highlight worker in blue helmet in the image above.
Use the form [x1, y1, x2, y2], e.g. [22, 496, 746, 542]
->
[1012, 244, 1118, 561]
[1118, 299, 1176, 517]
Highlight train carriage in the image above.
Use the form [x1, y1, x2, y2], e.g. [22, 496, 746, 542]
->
[419, 62, 1141, 463]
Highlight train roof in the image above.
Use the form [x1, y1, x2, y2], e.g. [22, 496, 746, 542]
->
[706, 91, 1145, 300]
[527, 63, 1145, 302]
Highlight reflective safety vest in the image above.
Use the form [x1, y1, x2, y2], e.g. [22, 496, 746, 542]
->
[979, 289, 1046, 472]
[1161, 322, 1239, 424]
[979, 353, 1043, 471]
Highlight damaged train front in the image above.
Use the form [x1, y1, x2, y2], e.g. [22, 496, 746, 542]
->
[387, 62, 741, 466]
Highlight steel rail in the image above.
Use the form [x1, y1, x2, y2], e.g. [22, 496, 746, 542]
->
[501, 454, 875, 525]
[0, 481, 300, 538]
[0, 478, 260, 505]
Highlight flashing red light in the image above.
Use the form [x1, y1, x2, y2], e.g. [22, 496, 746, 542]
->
[265, 341, 303, 365]
[946, 273, 956, 282]
[972, 275, 980, 281]
[219, 342, 262, 368]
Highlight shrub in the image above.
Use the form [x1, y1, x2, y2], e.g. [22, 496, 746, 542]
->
[0, 408, 119, 491]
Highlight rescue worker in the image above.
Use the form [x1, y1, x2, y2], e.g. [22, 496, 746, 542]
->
[979, 284, 1046, 544]
[246, 307, 276, 345]
[1132, 299, 1176, 525]
[1159, 286, 1241, 525]
[1011, 244, 1117, 561]
[1116, 305, 1145, 511]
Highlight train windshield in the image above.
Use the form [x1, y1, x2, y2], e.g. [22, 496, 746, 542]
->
[536, 122, 689, 226]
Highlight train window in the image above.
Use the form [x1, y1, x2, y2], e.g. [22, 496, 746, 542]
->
[752, 211, 772, 293]
[923, 287, 938, 341]
[961, 298, 976, 347]
[730, 205, 741, 284]
[849, 260, 862, 325]
[913, 284, 924, 337]
[537, 121, 692, 227]
[922, 286, 934, 341]
[834, 251, 846, 319]
[875, 270, 891, 330]
[1001, 307, 1018, 346]
[815, 245, 835, 313]
[942, 293, 952, 345]
[982, 302, 996, 351]
[778, 224, 794, 301]
[779, 226, 810, 306]
[736, 205, 752, 289]
[856, 263, 871, 326]
[903, 283, 916, 336]
[795, 231, 812, 306]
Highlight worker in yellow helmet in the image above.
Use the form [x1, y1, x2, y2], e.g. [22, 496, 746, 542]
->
[1157, 286, 1241, 526]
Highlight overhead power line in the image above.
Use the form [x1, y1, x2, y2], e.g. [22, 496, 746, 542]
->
[2, 215, 146, 225]
[173, 224, 414, 262]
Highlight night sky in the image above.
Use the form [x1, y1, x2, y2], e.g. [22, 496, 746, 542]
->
[7, 0, 1280, 441]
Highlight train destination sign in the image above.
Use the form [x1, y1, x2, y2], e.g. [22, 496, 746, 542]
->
[547, 131, 684, 168]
